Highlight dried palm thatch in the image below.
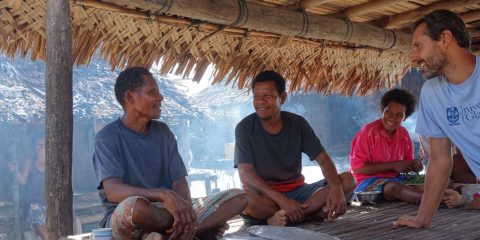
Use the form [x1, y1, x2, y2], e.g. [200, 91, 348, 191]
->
[1, 0, 480, 95]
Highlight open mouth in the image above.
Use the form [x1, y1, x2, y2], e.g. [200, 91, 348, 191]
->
[416, 61, 426, 71]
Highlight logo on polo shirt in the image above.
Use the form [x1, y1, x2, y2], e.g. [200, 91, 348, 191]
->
[447, 107, 460, 125]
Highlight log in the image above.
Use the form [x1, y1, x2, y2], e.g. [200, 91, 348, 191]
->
[101, 0, 411, 51]
[45, 0, 74, 239]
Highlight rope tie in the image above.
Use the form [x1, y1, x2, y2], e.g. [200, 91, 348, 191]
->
[384, 30, 397, 50]
[341, 18, 353, 42]
[298, 10, 309, 37]
[231, 0, 248, 27]
[156, 0, 173, 14]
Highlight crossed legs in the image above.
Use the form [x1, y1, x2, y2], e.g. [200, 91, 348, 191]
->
[242, 172, 356, 226]
[383, 181, 423, 204]
[112, 189, 247, 240]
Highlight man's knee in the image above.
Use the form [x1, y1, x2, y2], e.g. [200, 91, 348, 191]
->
[383, 181, 403, 199]
[338, 172, 356, 194]
[111, 196, 146, 239]
[243, 189, 278, 216]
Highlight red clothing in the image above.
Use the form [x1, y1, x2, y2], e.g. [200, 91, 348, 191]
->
[350, 119, 414, 185]
[267, 176, 305, 193]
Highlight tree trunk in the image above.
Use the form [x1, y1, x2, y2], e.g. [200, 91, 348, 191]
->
[45, 0, 73, 239]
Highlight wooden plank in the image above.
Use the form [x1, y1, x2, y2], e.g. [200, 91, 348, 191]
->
[385, 0, 480, 29]
[343, 0, 410, 19]
[461, 10, 480, 23]
[300, 0, 332, 10]
[292, 201, 480, 239]
[45, 0, 74, 239]
[99, 0, 411, 51]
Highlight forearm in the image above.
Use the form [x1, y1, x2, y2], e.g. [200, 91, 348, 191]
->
[353, 161, 403, 175]
[318, 157, 341, 188]
[172, 177, 191, 203]
[103, 178, 170, 203]
[238, 164, 284, 203]
[416, 137, 452, 226]
[417, 156, 451, 224]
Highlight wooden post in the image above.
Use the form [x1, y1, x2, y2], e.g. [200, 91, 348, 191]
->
[45, 0, 73, 239]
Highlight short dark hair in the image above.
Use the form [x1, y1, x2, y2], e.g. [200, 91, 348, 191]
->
[413, 9, 470, 49]
[381, 88, 417, 119]
[252, 70, 286, 94]
[114, 67, 152, 107]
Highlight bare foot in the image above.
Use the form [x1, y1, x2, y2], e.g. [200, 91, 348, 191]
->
[443, 189, 467, 208]
[141, 232, 164, 240]
[215, 223, 229, 239]
[267, 209, 288, 226]
[196, 224, 229, 240]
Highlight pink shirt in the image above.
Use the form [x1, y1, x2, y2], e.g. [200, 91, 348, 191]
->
[350, 119, 413, 185]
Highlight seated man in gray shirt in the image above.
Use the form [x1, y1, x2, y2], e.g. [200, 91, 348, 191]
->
[93, 67, 247, 240]
[234, 70, 355, 226]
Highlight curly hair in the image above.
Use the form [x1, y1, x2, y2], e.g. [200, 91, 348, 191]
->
[114, 67, 152, 107]
[381, 88, 417, 119]
[252, 70, 286, 94]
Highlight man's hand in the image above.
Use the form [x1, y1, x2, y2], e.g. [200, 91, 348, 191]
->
[392, 161, 414, 173]
[162, 190, 197, 240]
[393, 214, 431, 228]
[323, 186, 346, 220]
[275, 195, 307, 222]
[412, 159, 424, 173]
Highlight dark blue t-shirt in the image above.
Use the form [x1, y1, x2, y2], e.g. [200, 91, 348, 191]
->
[234, 111, 324, 184]
[92, 119, 187, 224]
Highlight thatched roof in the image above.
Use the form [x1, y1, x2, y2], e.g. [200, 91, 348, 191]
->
[1, 0, 479, 95]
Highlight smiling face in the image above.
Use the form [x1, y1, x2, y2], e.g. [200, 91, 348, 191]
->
[253, 81, 286, 121]
[381, 101, 406, 135]
[411, 23, 448, 79]
[128, 74, 164, 120]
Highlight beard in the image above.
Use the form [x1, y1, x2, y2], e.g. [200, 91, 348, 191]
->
[420, 48, 447, 79]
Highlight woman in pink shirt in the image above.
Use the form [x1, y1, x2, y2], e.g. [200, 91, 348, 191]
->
[350, 89, 424, 204]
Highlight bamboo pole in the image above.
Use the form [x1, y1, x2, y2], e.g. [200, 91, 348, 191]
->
[45, 0, 74, 239]
[100, 0, 411, 51]
[76, 0, 389, 52]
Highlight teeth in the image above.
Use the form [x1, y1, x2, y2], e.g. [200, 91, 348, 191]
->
[417, 62, 426, 70]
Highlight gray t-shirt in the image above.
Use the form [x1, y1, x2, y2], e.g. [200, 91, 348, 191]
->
[92, 119, 187, 225]
[234, 111, 324, 183]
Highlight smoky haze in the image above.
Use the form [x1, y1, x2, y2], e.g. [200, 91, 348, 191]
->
[0, 54, 424, 238]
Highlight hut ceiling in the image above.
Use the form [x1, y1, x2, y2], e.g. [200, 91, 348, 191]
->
[1, 0, 480, 95]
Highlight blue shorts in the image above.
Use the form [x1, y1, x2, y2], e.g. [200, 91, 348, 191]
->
[355, 175, 405, 193]
[283, 179, 328, 203]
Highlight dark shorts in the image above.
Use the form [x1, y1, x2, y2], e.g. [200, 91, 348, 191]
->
[283, 179, 328, 203]
[240, 179, 328, 226]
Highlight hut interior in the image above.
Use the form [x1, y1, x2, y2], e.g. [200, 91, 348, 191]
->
[1, 0, 480, 239]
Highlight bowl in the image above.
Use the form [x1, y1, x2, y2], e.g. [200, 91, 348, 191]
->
[355, 191, 382, 204]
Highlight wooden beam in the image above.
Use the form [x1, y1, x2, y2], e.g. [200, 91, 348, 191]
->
[343, 0, 410, 19]
[300, 0, 332, 10]
[385, 0, 480, 29]
[461, 10, 480, 23]
[101, 0, 411, 51]
[469, 27, 480, 37]
[45, 0, 73, 239]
